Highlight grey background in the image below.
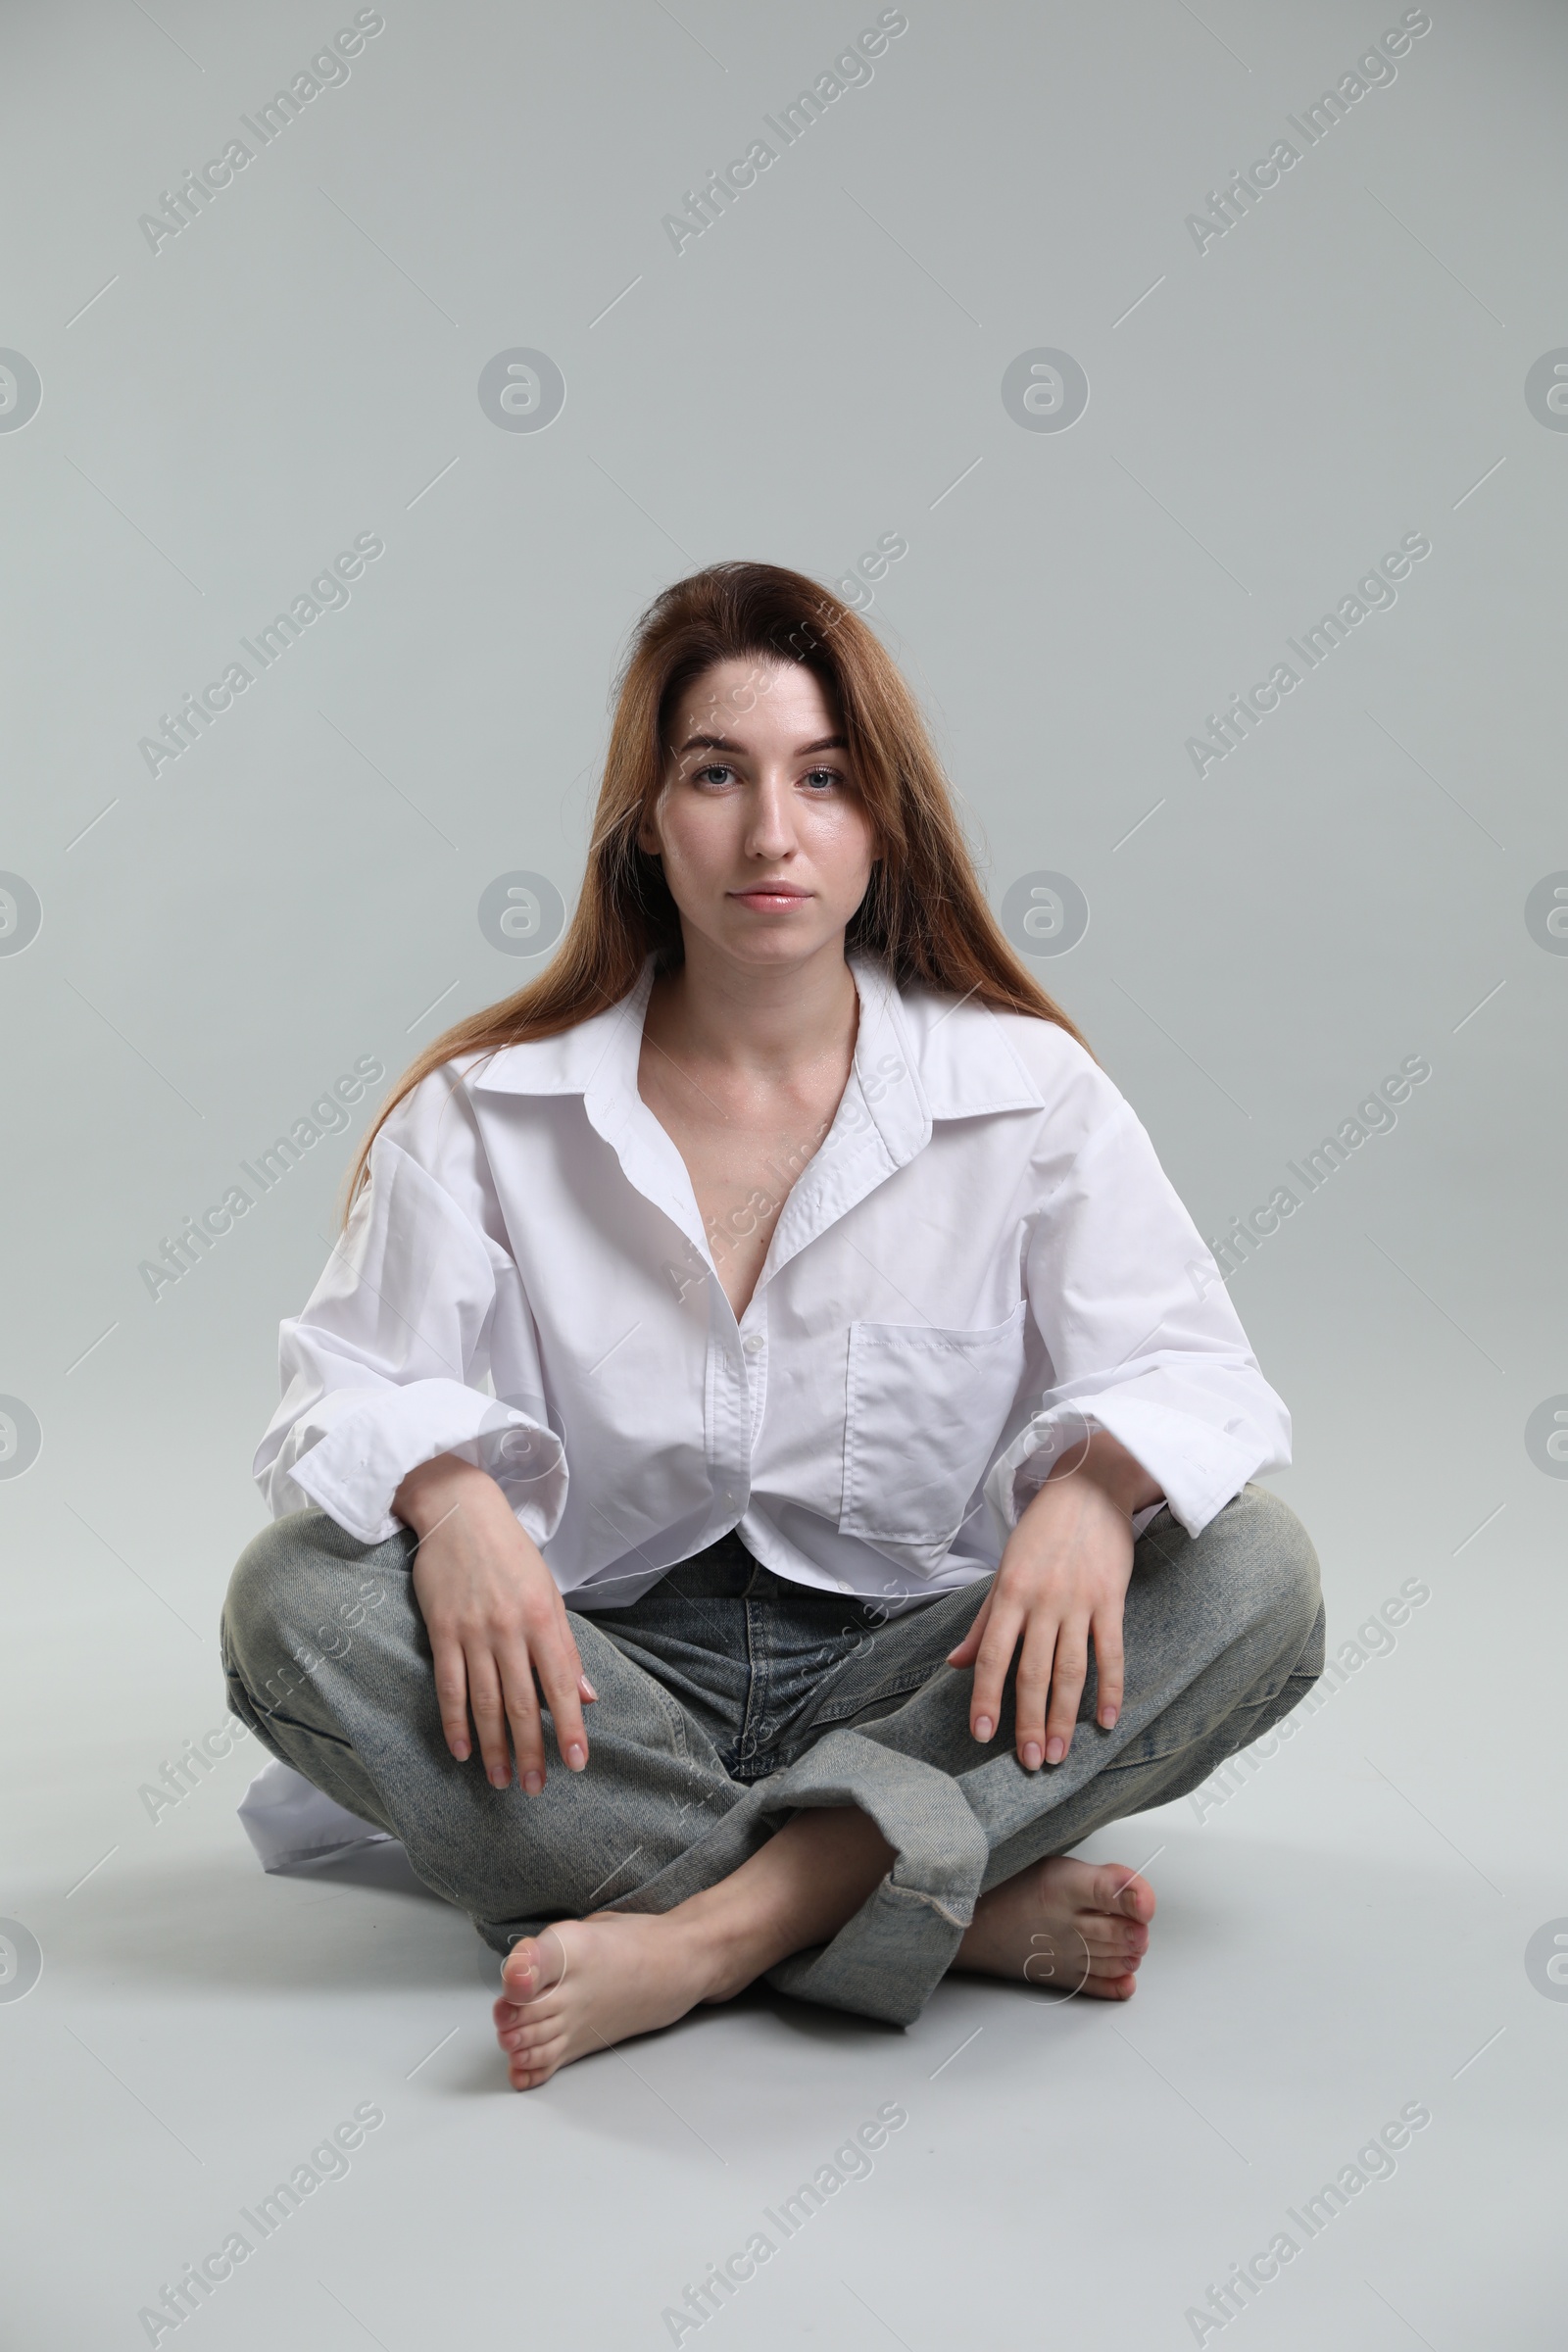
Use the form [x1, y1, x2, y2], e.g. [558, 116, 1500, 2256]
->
[1, 1, 1564, 2345]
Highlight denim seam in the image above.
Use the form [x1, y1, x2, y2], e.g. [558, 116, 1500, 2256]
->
[880, 1881, 974, 1930]
[258, 1706, 354, 1749]
[736, 1595, 766, 1764]
[650, 1675, 692, 1761]
[223, 1657, 357, 1751]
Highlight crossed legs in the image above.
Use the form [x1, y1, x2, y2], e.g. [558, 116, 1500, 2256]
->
[222, 1486, 1322, 2089]
[492, 1808, 1153, 2086]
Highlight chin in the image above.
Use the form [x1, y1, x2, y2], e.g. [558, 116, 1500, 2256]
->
[718, 923, 834, 962]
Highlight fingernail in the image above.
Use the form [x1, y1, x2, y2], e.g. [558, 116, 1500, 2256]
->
[565, 1742, 586, 1770]
[452, 1740, 469, 1761]
[1100, 1705, 1118, 1729]
[1045, 1737, 1066, 1764]
[580, 1679, 598, 1701]
[1021, 1741, 1043, 1770]
[523, 1769, 544, 1794]
[974, 1716, 994, 1742]
[489, 1764, 510, 1788]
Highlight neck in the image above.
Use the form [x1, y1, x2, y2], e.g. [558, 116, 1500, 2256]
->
[649, 932, 859, 1078]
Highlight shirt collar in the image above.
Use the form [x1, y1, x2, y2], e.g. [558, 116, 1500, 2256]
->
[466, 960, 656, 1112]
[465, 951, 1045, 1132]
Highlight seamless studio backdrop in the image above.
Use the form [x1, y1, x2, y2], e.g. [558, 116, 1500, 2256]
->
[1, 2, 1564, 2346]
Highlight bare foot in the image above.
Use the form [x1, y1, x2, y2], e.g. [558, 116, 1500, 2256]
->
[951, 1856, 1154, 2001]
[492, 1912, 721, 2089]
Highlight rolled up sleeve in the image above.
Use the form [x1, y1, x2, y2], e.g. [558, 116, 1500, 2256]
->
[984, 1101, 1291, 1544]
[252, 1103, 567, 1547]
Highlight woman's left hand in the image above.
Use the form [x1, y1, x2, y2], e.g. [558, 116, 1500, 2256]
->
[946, 1430, 1162, 1770]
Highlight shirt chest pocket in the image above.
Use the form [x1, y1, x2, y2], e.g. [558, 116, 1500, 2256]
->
[839, 1301, 1028, 1572]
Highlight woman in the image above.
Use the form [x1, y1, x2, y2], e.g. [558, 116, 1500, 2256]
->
[223, 562, 1324, 2092]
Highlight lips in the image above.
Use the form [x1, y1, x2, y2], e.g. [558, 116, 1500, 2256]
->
[731, 884, 809, 904]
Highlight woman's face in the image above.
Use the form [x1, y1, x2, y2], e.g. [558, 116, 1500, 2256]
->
[639, 657, 877, 970]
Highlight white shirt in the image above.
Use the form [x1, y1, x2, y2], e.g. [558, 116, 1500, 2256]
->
[255, 955, 1290, 1613]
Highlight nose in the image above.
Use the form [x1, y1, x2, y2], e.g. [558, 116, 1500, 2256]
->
[743, 769, 797, 861]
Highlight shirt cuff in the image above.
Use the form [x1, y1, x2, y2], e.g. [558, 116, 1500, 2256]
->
[275, 1380, 568, 1547]
[984, 1396, 1257, 1546]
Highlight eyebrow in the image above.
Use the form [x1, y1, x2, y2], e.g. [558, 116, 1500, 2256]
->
[674, 732, 848, 757]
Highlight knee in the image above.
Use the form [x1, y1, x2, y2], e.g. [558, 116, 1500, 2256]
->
[221, 1510, 403, 1688]
[222, 1514, 316, 1689]
[1221, 1485, 1321, 1647]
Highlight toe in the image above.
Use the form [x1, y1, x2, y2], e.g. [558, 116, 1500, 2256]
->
[508, 2003, 561, 2046]
[1095, 1864, 1155, 1923]
[1077, 1908, 1148, 1960]
[1086, 1947, 1136, 1976]
[508, 2026, 565, 2087]
[1081, 1956, 1142, 1994]
[501, 1926, 567, 2002]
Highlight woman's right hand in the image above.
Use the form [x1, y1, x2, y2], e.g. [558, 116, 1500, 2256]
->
[395, 1452, 596, 1793]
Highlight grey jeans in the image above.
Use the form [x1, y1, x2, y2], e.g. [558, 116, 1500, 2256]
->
[220, 1486, 1323, 2028]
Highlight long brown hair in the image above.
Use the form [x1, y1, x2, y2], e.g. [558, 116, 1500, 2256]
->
[346, 561, 1089, 1216]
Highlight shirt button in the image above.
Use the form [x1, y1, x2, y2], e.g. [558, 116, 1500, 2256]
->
[743, 1335, 762, 1356]
[722, 1491, 736, 1505]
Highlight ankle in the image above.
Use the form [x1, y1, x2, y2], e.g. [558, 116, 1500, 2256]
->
[666, 1889, 777, 2004]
